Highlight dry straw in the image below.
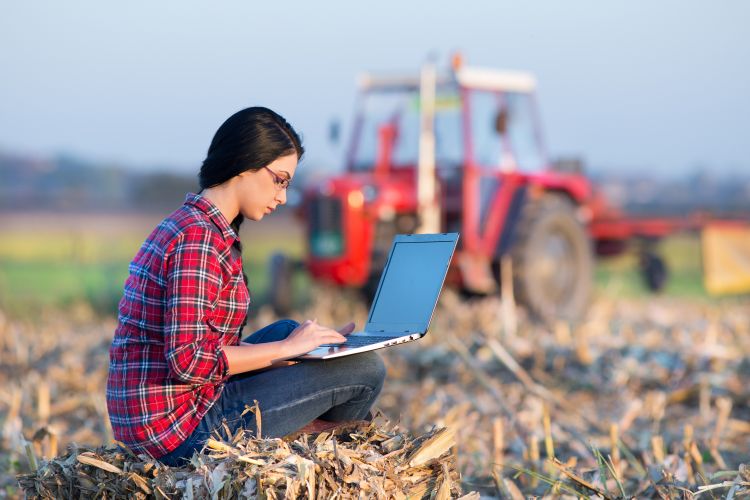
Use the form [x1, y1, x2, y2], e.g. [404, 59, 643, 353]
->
[3, 289, 750, 497]
[18, 416, 473, 498]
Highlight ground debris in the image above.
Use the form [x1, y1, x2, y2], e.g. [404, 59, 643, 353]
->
[3, 291, 750, 498]
[341, 291, 750, 498]
[17, 417, 466, 498]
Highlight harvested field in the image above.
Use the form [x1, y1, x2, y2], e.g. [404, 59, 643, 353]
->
[2, 290, 750, 498]
[17, 420, 465, 499]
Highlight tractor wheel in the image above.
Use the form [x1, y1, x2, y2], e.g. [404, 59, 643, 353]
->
[511, 194, 593, 323]
[639, 250, 668, 292]
[268, 252, 294, 316]
[361, 273, 380, 308]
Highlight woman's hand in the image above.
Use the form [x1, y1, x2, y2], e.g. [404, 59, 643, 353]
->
[281, 319, 348, 356]
[225, 319, 357, 374]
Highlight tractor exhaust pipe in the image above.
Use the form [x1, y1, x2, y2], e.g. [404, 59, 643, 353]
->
[416, 60, 440, 234]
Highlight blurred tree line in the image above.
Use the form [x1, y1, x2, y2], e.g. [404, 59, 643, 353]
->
[592, 169, 750, 217]
[1, 150, 748, 215]
[0, 151, 198, 212]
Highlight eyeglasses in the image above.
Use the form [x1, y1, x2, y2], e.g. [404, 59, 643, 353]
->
[263, 166, 291, 190]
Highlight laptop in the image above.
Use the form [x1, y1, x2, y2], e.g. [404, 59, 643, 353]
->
[297, 232, 459, 360]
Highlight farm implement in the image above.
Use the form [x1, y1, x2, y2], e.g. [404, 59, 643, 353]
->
[271, 56, 750, 321]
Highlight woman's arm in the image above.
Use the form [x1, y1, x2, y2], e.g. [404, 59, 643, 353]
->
[163, 226, 232, 385]
[223, 320, 350, 375]
[163, 224, 353, 379]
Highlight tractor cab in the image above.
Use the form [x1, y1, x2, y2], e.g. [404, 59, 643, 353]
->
[347, 67, 552, 226]
[286, 60, 594, 321]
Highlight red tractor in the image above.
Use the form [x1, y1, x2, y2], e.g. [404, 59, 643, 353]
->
[269, 58, 706, 321]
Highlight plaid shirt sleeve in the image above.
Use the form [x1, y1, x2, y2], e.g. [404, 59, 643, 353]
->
[107, 193, 250, 458]
[164, 224, 230, 385]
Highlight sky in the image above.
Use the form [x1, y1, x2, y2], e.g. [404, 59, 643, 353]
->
[1, 1, 748, 177]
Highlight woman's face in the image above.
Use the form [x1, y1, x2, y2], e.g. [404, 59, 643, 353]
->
[236, 153, 298, 221]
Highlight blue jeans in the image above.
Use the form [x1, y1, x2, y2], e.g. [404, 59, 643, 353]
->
[159, 319, 386, 466]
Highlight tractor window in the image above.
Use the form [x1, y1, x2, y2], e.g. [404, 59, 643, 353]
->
[467, 89, 545, 171]
[467, 89, 505, 167]
[351, 89, 463, 171]
[351, 91, 419, 171]
[434, 92, 463, 168]
[505, 92, 545, 171]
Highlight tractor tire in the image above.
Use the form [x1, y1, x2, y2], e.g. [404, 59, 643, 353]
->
[361, 272, 380, 308]
[511, 194, 593, 323]
[268, 252, 294, 316]
[639, 250, 668, 292]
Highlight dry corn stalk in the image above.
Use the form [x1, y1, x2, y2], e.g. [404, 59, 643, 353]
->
[4, 288, 750, 498]
[18, 417, 469, 498]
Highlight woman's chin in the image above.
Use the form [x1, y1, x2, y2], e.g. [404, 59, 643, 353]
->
[242, 212, 263, 222]
[243, 208, 273, 221]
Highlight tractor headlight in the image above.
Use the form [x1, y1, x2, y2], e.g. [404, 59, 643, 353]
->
[347, 190, 364, 209]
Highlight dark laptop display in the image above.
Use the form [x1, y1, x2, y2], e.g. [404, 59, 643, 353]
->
[368, 238, 457, 329]
[297, 233, 459, 360]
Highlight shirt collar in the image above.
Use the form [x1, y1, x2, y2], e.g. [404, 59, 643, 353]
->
[184, 192, 238, 244]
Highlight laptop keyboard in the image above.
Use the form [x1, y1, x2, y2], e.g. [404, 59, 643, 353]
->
[319, 335, 399, 348]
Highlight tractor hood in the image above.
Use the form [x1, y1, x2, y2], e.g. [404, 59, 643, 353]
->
[305, 171, 418, 217]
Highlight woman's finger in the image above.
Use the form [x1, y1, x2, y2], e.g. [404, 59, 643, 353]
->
[336, 322, 356, 336]
[320, 329, 346, 343]
[324, 335, 346, 344]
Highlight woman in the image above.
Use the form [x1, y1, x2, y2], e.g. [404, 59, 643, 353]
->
[106, 107, 386, 466]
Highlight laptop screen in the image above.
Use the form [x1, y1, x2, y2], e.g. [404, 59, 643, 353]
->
[368, 237, 456, 330]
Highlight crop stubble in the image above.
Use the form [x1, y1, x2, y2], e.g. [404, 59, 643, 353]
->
[2, 289, 750, 497]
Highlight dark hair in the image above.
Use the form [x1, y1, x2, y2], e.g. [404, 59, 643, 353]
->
[199, 107, 303, 305]
[199, 106, 304, 235]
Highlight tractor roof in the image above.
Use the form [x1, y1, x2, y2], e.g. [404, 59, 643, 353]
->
[357, 66, 536, 93]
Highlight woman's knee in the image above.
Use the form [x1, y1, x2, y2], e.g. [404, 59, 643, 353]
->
[368, 352, 387, 390]
[338, 351, 386, 391]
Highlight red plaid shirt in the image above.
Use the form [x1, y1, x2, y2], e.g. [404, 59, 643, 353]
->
[107, 193, 250, 458]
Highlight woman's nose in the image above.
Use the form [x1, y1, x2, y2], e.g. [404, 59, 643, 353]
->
[275, 189, 287, 205]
